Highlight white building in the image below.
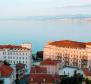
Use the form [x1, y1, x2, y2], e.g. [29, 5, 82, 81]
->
[43, 40, 91, 69]
[0, 43, 32, 74]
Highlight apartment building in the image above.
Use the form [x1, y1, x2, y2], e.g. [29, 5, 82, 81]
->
[44, 40, 91, 69]
[0, 43, 32, 73]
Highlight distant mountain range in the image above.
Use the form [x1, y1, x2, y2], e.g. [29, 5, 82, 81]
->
[0, 14, 91, 20]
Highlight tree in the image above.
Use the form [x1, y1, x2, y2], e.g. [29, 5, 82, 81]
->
[36, 51, 43, 60]
[0, 80, 3, 84]
[4, 60, 10, 66]
[61, 71, 83, 84]
[85, 78, 91, 84]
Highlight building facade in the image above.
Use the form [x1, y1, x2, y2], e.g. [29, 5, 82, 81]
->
[0, 43, 32, 73]
[44, 40, 91, 69]
[40, 59, 60, 75]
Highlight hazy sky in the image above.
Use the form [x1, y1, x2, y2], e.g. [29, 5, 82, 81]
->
[0, 0, 91, 16]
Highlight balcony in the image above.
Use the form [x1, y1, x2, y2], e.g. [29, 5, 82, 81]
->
[81, 60, 88, 68]
[73, 62, 78, 67]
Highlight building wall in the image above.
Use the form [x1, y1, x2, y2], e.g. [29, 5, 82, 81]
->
[0, 43, 32, 73]
[44, 43, 89, 69]
[86, 45, 91, 69]
[21, 43, 32, 49]
[40, 65, 59, 75]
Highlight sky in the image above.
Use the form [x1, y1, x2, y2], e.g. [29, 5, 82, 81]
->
[0, 0, 91, 16]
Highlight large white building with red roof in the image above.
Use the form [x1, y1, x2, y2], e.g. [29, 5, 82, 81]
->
[44, 40, 91, 69]
[0, 43, 32, 74]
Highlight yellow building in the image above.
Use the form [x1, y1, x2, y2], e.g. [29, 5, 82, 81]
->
[44, 40, 91, 69]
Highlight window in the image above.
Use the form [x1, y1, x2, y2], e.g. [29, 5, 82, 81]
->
[13, 61, 15, 64]
[16, 53, 18, 55]
[19, 53, 21, 55]
[23, 61, 24, 63]
[13, 52, 15, 55]
[10, 52, 12, 55]
[3, 56, 6, 59]
[23, 53, 24, 55]
[23, 57, 24, 59]
[3, 52, 5, 55]
[8, 52, 9, 55]
[19, 57, 21, 59]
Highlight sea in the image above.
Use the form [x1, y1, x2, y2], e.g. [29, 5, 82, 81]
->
[0, 16, 91, 53]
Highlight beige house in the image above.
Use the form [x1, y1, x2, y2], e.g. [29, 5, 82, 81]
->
[44, 40, 91, 69]
[40, 59, 61, 75]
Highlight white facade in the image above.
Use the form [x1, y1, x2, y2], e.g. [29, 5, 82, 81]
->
[0, 43, 32, 73]
[43, 40, 91, 69]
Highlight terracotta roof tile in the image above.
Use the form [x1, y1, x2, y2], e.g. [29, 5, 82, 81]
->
[16, 63, 25, 69]
[31, 66, 47, 73]
[40, 59, 58, 65]
[0, 64, 13, 77]
[86, 42, 91, 46]
[29, 73, 60, 83]
[49, 40, 86, 48]
[0, 45, 30, 50]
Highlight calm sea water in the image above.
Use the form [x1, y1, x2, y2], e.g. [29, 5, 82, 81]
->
[0, 17, 91, 53]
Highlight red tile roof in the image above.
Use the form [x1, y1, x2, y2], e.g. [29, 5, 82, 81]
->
[29, 73, 60, 83]
[31, 66, 47, 73]
[0, 64, 13, 77]
[83, 68, 91, 76]
[86, 42, 91, 46]
[49, 40, 86, 48]
[40, 59, 58, 65]
[0, 45, 30, 50]
[16, 63, 25, 69]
